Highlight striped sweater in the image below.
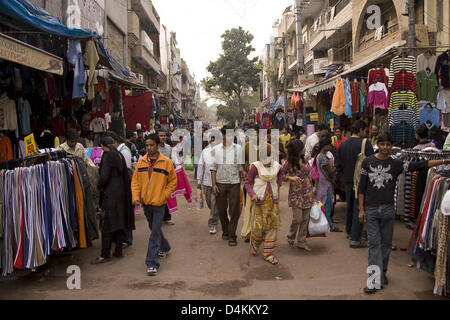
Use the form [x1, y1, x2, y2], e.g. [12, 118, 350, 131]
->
[387, 72, 417, 103]
[388, 90, 419, 121]
[389, 55, 417, 87]
[388, 107, 419, 128]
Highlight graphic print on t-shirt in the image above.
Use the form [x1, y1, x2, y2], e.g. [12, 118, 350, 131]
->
[364, 164, 393, 189]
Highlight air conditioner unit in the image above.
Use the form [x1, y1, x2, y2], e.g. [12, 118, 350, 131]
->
[136, 73, 144, 84]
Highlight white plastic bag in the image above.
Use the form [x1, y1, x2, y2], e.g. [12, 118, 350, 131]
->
[308, 211, 330, 236]
[309, 203, 323, 221]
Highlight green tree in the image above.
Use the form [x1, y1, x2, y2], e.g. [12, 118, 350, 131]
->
[202, 27, 261, 123]
[215, 88, 259, 125]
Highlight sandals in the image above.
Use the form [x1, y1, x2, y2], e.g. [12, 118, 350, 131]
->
[249, 246, 258, 256]
[265, 256, 279, 265]
[91, 256, 110, 264]
[408, 262, 415, 268]
[228, 239, 238, 247]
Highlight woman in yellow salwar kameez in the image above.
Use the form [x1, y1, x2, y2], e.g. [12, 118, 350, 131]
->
[244, 147, 283, 265]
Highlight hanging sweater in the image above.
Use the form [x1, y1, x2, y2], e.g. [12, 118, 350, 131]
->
[389, 55, 417, 87]
[417, 53, 438, 73]
[0, 93, 17, 131]
[388, 90, 419, 121]
[417, 70, 439, 102]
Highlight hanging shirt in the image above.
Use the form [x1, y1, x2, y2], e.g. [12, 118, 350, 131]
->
[89, 117, 106, 134]
[359, 81, 367, 113]
[83, 39, 99, 101]
[17, 97, 32, 135]
[331, 78, 345, 116]
[0, 93, 17, 131]
[67, 40, 86, 99]
[350, 81, 360, 112]
[387, 72, 418, 103]
[368, 82, 389, 109]
[416, 70, 439, 102]
[368, 68, 388, 86]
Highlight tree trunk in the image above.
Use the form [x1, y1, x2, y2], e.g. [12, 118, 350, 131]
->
[238, 89, 242, 126]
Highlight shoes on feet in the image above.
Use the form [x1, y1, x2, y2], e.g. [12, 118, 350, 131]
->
[147, 267, 158, 276]
[209, 226, 217, 235]
[158, 251, 169, 258]
[122, 242, 132, 249]
[164, 221, 175, 226]
[350, 242, 368, 249]
[364, 286, 380, 294]
[222, 234, 230, 241]
[331, 226, 343, 232]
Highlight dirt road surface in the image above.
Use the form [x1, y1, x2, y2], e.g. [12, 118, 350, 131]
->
[0, 172, 445, 300]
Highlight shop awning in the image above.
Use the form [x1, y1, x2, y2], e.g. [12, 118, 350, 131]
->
[0, 32, 63, 75]
[0, 0, 130, 78]
[305, 41, 406, 96]
[108, 71, 149, 90]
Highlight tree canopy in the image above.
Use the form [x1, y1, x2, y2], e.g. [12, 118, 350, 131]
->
[202, 27, 261, 124]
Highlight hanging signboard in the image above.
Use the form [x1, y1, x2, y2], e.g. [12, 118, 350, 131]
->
[309, 113, 319, 122]
[0, 33, 63, 75]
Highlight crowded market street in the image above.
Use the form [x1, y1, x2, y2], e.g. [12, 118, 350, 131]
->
[0, 171, 444, 300]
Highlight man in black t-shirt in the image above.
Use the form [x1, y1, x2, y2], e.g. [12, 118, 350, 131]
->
[358, 132, 450, 294]
[336, 120, 374, 248]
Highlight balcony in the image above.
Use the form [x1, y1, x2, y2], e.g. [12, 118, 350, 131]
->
[325, 0, 352, 39]
[132, 31, 161, 74]
[127, 10, 140, 48]
[131, 0, 160, 34]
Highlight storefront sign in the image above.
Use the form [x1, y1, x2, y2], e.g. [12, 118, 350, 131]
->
[24, 133, 37, 156]
[310, 113, 319, 122]
[299, 74, 315, 86]
[313, 58, 329, 75]
[0, 33, 63, 75]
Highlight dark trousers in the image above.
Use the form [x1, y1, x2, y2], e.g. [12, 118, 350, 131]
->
[215, 183, 241, 240]
[163, 204, 171, 221]
[345, 184, 364, 244]
[101, 217, 124, 259]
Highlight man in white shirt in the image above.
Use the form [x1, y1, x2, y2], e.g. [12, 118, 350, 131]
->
[211, 127, 245, 247]
[59, 128, 95, 167]
[157, 129, 172, 159]
[305, 123, 329, 160]
[197, 135, 218, 234]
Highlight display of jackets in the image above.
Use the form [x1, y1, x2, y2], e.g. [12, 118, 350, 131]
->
[417, 53, 438, 73]
[417, 70, 439, 102]
[331, 78, 345, 116]
[67, 40, 86, 99]
[388, 72, 417, 100]
[435, 51, 449, 88]
[389, 107, 419, 128]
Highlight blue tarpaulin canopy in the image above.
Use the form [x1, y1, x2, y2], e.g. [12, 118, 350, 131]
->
[0, 0, 130, 78]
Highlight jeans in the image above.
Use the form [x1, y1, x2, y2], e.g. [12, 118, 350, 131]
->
[144, 205, 171, 269]
[344, 184, 355, 236]
[366, 204, 395, 283]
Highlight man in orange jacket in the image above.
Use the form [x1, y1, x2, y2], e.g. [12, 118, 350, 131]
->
[131, 133, 177, 276]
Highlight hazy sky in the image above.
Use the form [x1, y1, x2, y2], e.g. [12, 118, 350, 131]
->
[152, 0, 293, 88]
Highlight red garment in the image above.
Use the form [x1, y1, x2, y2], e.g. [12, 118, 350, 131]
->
[45, 75, 56, 110]
[334, 136, 347, 149]
[123, 91, 153, 132]
[368, 68, 388, 86]
[350, 82, 360, 112]
[0, 135, 13, 162]
[295, 93, 302, 111]
[148, 156, 157, 181]
[51, 117, 66, 137]
[14, 168, 25, 270]
[387, 72, 418, 103]
[256, 113, 261, 122]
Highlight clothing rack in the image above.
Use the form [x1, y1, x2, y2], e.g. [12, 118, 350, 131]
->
[0, 150, 68, 170]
